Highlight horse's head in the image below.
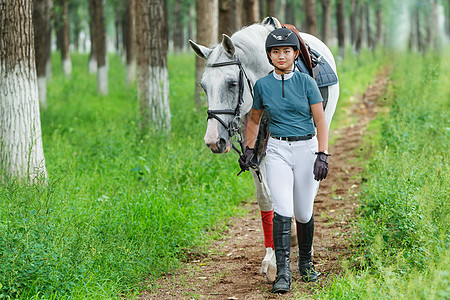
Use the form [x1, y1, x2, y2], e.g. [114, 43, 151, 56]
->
[190, 35, 255, 153]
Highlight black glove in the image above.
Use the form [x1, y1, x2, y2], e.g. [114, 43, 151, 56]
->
[313, 152, 330, 181]
[238, 146, 255, 172]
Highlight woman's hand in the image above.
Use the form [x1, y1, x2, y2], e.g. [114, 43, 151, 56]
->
[238, 146, 255, 172]
[313, 152, 329, 181]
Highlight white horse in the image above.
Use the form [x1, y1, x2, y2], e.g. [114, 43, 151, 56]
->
[189, 20, 339, 280]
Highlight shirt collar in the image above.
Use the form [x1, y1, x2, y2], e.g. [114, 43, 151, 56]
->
[272, 67, 295, 81]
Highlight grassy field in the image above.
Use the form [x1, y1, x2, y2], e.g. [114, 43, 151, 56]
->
[316, 50, 449, 299]
[0, 54, 255, 299]
[0, 48, 447, 299]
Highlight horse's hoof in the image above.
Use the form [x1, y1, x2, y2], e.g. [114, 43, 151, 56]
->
[260, 247, 274, 274]
[266, 253, 277, 283]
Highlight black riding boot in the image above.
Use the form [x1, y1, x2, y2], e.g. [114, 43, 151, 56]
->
[272, 213, 292, 293]
[296, 214, 320, 282]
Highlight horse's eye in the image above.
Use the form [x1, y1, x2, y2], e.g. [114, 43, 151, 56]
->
[228, 82, 238, 89]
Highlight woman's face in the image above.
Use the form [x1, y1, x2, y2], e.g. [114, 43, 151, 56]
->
[269, 46, 298, 73]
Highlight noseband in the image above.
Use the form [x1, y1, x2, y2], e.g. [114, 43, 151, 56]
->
[206, 58, 254, 154]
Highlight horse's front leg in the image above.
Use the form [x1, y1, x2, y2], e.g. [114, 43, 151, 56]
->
[249, 162, 275, 282]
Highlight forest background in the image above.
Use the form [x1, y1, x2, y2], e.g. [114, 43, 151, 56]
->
[0, 0, 449, 299]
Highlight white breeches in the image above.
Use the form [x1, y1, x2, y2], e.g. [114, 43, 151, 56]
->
[265, 136, 319, 223]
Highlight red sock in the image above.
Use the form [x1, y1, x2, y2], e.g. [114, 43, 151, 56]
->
[261, 210, 274, 249]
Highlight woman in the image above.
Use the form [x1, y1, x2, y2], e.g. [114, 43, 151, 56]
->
[239, 27, 330, 294]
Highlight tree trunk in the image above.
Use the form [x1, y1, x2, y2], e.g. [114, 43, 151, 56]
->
[115, 15, 121, 55]
[303, 0, 317, 36]
[415, 7, 423, 52]
[123, 0, 136, 85]
[336, 0, 345, 57]
[173, 0, 184, 52]
[365, 3, 372, 49]
[188, 2, 195, 43]
[219, 0, 241, 36]
[350, 0, 358, 47]
[375, 0, 382, 47]
[88, 0, 97, 74]
[285, 0, 295, 25]
[320, 0, 331, 44]
[259, 0, 264, 17]
[195, 0, 218, 106]
[90, 0, 108, 95]
[46, 23, 52, 81]
[135, 0, 171, 131]
[70, 2, 82, 52]
[266, 0, 276, 17]
[355, 2, 363, 52]
[430, 0, 440, 50]
[242, 0, 259, 26]
[56, 0, 71, 76]
[33, 0, 52, 109]
[279, 0, 286, 22]
[0, 0, 47, 181]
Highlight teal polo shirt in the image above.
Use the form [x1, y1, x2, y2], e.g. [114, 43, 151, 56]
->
[252, 70, 322, 137]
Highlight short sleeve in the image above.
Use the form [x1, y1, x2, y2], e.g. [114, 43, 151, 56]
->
[306, 76, 323, 105]
[252, 80, 264, 110]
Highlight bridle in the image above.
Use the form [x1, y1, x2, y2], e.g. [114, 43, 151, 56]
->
[206, 58, 254, 155]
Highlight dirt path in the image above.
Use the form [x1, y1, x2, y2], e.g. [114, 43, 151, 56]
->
[139, 69, 390, 300]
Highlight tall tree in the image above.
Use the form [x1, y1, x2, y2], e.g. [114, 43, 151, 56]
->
[135, 0, 171, 131]
[355, 2, 363, 52]
[336, 0, 345, 57]
[375, 0, 382, 47]
[242, 0, 259, 26]
[55, 0, 72, 76]
[219, 0, 242, 36]
[350, 0, 358, 48]
[303, 0, 317, 36]
[1, 0, 47, 181]
[365, 2, 372, 49]
[88, 0, 97, 73]
[188, 1, 195, 47]
[33, 0, 52, 109]
[279, 0, 286, 22]
[195, 0, 218, 105]
[285, 0, 296, 25]
[320, 0, 331, 44]
[173, 0, 184, 51]
[266, 0, 276, 16]
[122, 0, 136, 85]
[89, 0, 108, 95]
[415, 6, 423, 52]
[68, 1, 83, 52]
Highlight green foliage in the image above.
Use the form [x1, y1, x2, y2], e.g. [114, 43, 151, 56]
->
[317, 50, 449, 299]
[0, 53, 254, 298]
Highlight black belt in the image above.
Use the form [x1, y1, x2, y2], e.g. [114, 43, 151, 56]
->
[270, 133, 315, 141]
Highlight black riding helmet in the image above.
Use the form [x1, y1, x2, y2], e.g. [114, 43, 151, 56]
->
[265, 27, 300, 65]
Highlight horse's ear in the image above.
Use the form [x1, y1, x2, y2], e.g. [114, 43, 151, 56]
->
[222, 34, 235, 57]
[189, 40, 213, 59]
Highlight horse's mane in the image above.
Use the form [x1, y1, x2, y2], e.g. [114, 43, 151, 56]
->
[230, 23, 274, 57]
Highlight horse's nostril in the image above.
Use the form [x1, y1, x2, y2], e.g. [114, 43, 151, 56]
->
[205, 143, 211, 148]
[217, 138, 227, 151]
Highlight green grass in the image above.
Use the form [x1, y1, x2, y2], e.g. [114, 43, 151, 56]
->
[0, 53, 254, 299]
[315, 50, 449, 299]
